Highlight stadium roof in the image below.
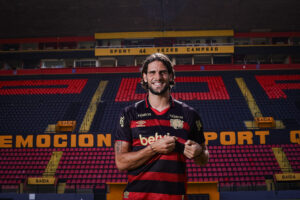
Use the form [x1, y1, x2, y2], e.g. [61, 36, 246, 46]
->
[0, 0, 300, 38]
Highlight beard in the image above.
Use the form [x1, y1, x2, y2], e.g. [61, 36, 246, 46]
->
[148, 82, 170, 95]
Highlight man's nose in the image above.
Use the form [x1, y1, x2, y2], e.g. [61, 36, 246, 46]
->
[154, 72, 162, 80]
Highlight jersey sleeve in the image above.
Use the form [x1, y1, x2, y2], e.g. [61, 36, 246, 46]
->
[114, 107, 132, 143]
[188, 111, 205, 144]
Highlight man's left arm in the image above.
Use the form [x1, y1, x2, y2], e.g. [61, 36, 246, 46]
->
[184, 108, 209, 166]
[184, 140, 209, 166]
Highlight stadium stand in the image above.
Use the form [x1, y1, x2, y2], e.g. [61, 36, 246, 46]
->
[1, 0, 300, 198]
[0, 66, 299, 200]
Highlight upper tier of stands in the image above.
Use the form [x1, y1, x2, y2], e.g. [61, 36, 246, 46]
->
[0, 68, 299, 134]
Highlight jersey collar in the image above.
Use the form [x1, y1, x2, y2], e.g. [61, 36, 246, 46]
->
[145, 94, 175, 109]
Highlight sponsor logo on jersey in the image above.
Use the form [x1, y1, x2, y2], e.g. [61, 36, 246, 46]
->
[139, 132, 170, 146]
[120, 116, 125, 127]
[136, 120, 146, 127]
[196, 120, 202, 131]
[169, 114, 183, 119]
[138, 113, 152, 118]
[124, 191, 129, 199]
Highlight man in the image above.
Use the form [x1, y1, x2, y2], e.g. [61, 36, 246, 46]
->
[114, 53, 209, 200]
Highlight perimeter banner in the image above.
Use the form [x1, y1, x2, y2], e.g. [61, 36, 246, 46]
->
[95, 46, 234, 56]
[0, 130, 299, 148]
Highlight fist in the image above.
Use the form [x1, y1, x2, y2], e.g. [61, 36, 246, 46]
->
[151, 135, 177, 154]
[184, 140, 202, 159]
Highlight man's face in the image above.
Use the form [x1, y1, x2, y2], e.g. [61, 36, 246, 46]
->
[143, 60, 173, 96]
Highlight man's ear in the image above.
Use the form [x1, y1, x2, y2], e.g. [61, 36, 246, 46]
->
[170, 73, 175, 82]
[143, 73, 147, 83]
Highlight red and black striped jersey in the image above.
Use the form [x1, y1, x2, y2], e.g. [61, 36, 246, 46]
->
[114, 96, 205, 200]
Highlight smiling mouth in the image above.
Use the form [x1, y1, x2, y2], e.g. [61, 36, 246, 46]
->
[153, 82, 163, 86]
[149, 81, 169, 95]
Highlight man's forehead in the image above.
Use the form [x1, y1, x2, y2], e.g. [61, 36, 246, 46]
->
[147, 61, 167, 71]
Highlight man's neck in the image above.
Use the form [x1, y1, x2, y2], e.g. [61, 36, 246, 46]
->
[148, 91, 170, 112]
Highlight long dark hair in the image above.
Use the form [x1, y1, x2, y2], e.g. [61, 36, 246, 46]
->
[140, 53, 175, 90]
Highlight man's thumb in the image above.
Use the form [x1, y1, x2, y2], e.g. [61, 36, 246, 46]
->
[185, 140, 192, 145]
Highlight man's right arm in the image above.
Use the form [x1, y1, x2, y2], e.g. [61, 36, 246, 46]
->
[114, 136, 177, 171]
[114, 140, 156, 171]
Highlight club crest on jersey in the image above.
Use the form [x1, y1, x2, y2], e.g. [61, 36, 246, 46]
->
[136, 120, 146, 127]
[170, 119, 184, 129]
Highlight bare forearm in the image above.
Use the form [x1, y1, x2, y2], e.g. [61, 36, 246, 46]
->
[114, 136, 176, 171]
[115, 145, 156, 171]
